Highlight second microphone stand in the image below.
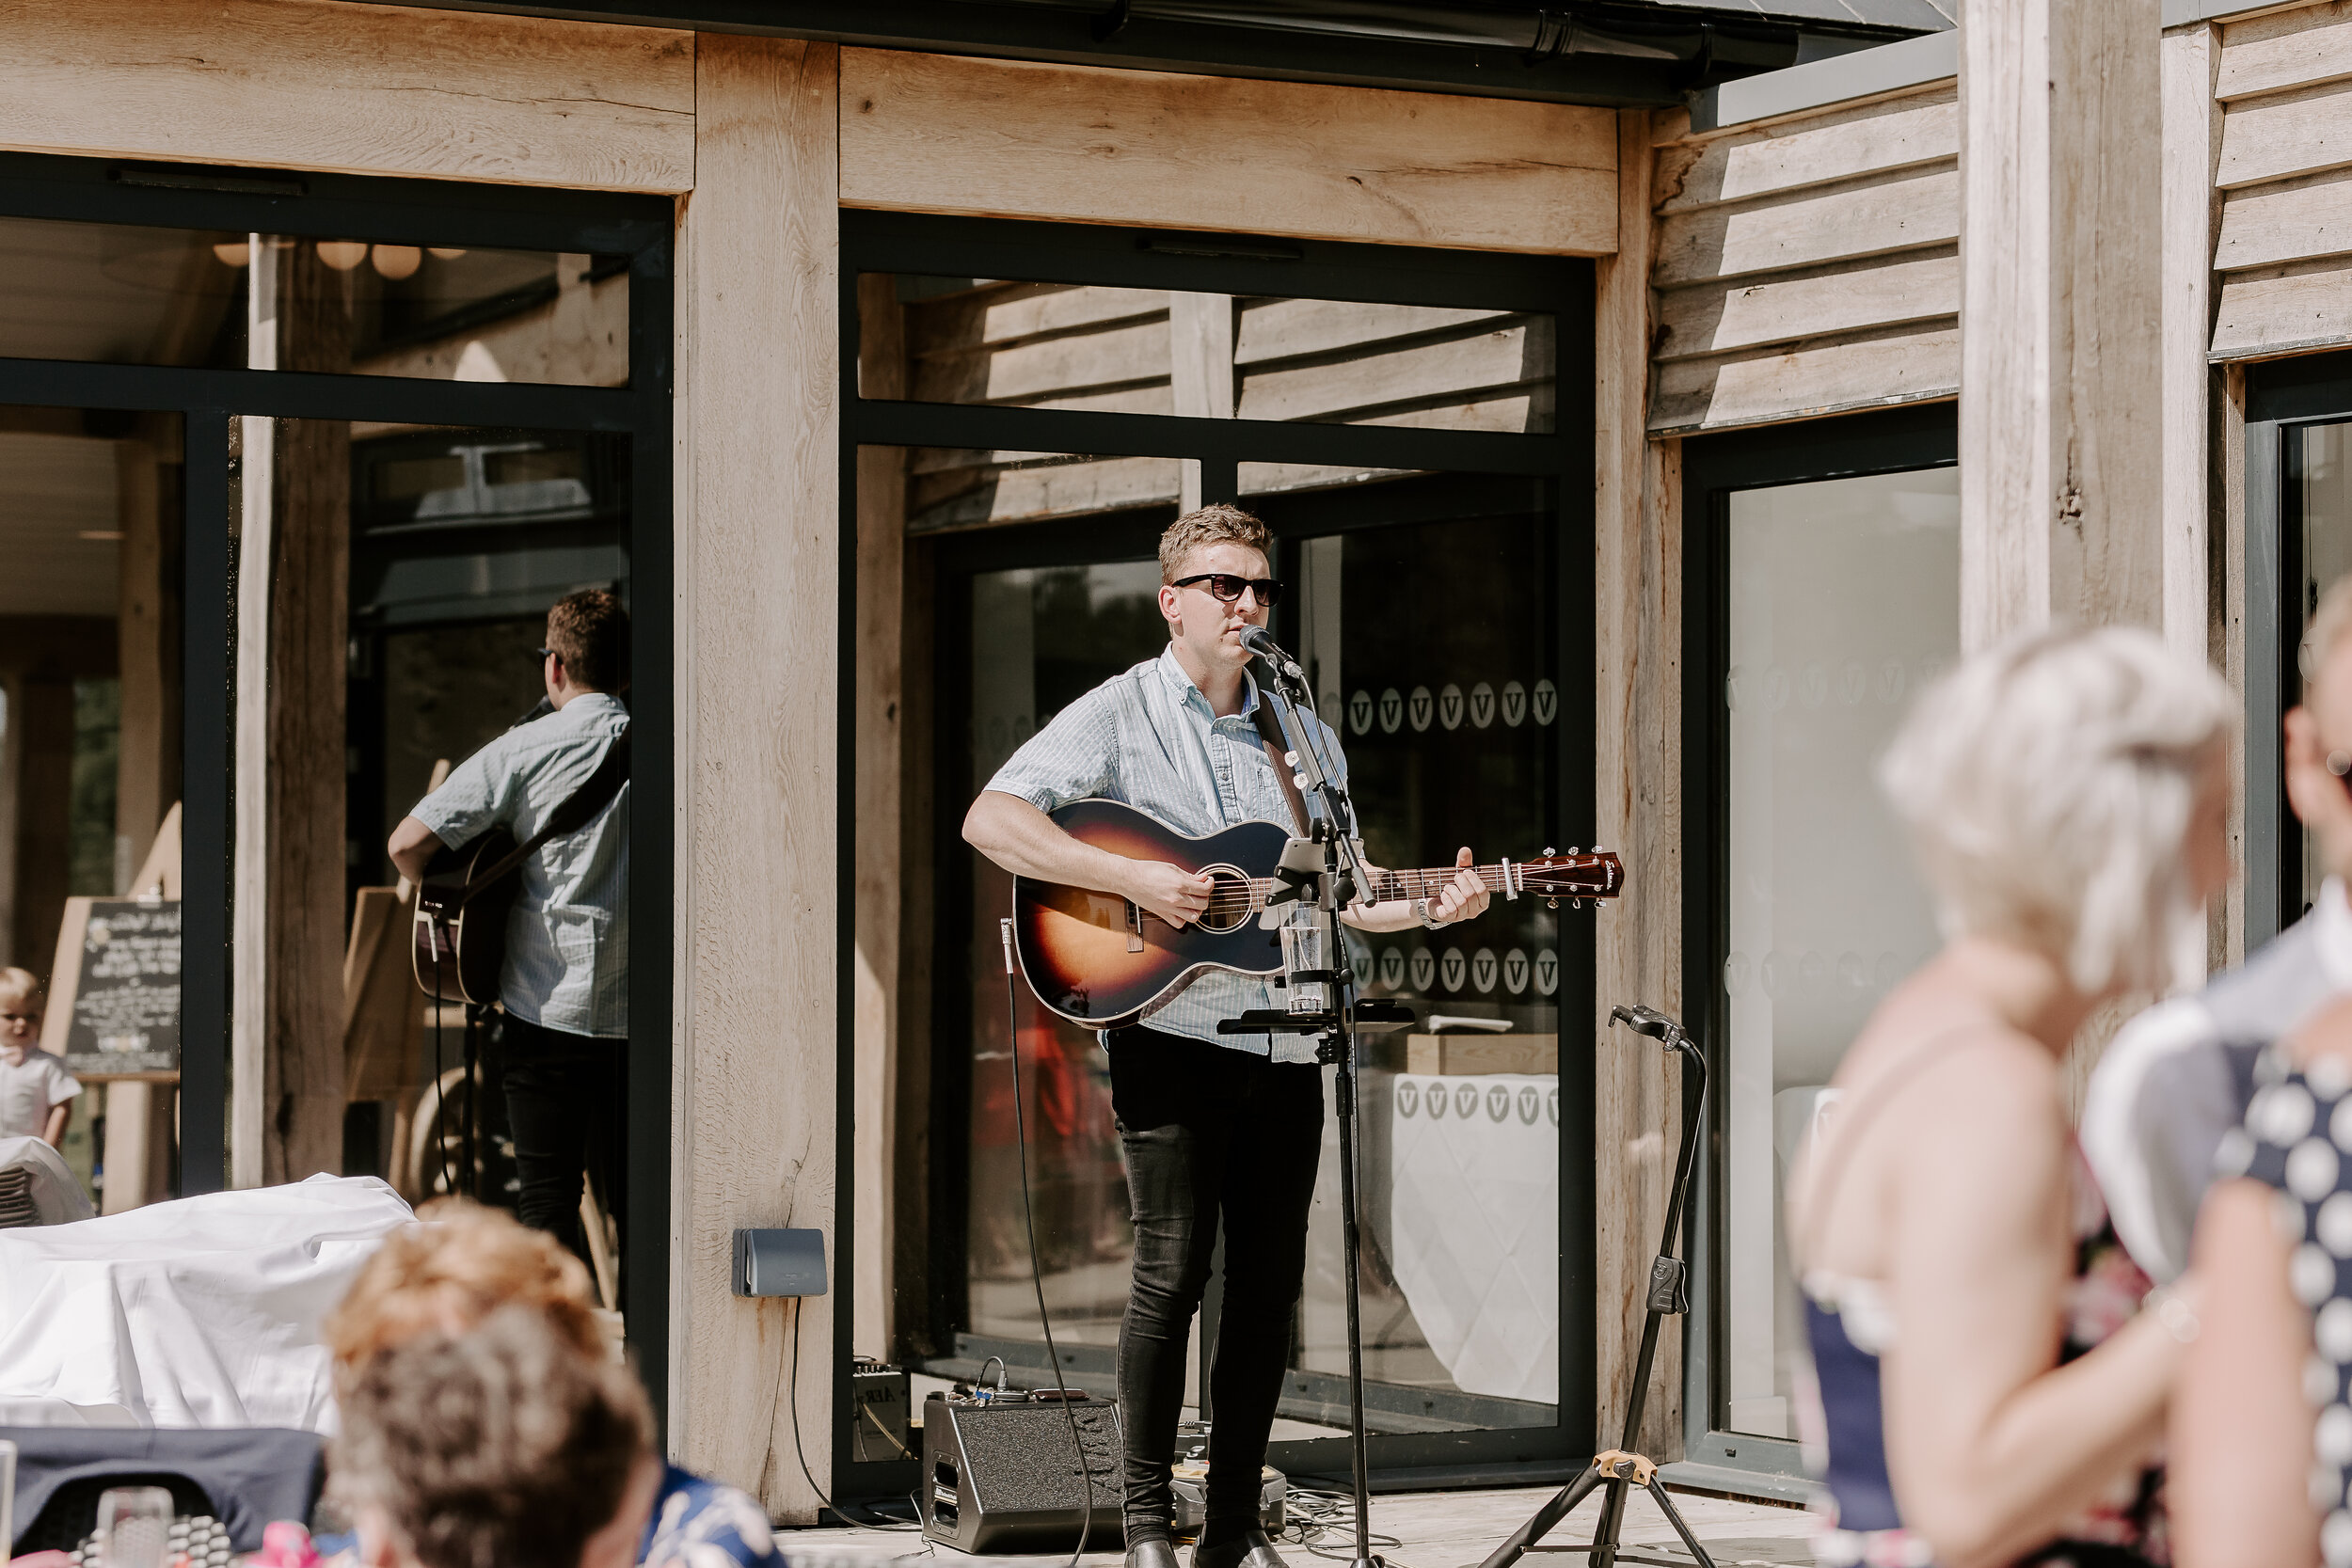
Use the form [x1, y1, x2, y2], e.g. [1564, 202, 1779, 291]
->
[1477, 1006, 1713, 1568]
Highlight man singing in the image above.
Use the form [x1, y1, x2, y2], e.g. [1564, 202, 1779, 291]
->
[963, 505, 1490, 1568]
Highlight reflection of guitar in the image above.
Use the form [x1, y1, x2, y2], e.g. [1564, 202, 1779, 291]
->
[412, 728, 630, 1006]
[1009, 799, 1625, 1027]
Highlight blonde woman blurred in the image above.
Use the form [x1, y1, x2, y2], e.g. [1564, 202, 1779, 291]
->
[1789, 626, 2232, 1568]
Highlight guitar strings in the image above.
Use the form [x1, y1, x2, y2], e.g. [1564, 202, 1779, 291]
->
[1186, 860, 1606, 918]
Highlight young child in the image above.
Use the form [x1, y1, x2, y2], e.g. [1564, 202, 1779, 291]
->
[0, 967, 78, 1148]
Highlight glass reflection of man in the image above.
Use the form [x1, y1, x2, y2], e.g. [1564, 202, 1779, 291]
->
[389, 589, 630, 1266]
[963, 505, 1491, 1568]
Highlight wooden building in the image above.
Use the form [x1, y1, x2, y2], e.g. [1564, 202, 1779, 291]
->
[1, 0, 2311, 1521]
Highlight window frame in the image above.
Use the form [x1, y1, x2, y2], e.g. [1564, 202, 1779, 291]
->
[2244, 349, 2352, 947]
[0, 150, 676, 1426]
[836, 210, 1598, 1494]
[1676, 403, 1959, 1497]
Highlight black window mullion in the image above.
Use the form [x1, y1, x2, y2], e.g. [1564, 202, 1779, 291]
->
[0, 151, 670, 257]
[179, 407, 232, 1197]
[0, 359, 636, 430]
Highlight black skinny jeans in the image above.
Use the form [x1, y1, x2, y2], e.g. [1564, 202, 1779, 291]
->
[1107, 1026, 1324, 1547]
[501, 1012, 627, 1266]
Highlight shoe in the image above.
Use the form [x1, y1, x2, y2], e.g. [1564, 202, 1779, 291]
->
[1127, 1541, 1182, 1568]
[1192, 1529, 1289, 1568]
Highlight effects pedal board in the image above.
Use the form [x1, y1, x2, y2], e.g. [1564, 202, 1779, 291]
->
[1170, 1462, 1287, 1537]
[920, 1389, 1125, 1554]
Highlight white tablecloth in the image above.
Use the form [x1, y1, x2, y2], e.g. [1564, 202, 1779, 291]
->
[1387, 1073, 1559, 1403]
[0, 1174, 413, 1431]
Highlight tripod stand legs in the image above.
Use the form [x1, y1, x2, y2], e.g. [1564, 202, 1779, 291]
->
[1470, 1461, 1715, 1568]
[1472, 1465, 1608, 1568]
[1641, 1478, 1715, 1568]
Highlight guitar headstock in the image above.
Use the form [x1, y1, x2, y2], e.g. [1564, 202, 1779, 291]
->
[1516, 848, 1624, 904]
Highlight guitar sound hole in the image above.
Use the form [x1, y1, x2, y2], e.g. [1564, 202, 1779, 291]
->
[1197, 865, 1252, 935]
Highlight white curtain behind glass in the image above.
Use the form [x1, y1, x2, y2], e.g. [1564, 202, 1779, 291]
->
[1724, 468, 1958, 1437]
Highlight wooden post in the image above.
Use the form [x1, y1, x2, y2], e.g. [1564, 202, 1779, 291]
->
[231, 240, 350, 1186]
[2162, 22, 2223, 672]
[1169, 293, 1235, 509]
[675, 34, 840, 1518]
[1592, 107, 1684, 1462]
[854, 273, 905, 1361]
[115, 421, 183, 881]
[1960, 0, 2165, 647]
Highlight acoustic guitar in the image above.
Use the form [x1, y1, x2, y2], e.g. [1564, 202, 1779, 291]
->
[1010, 798, 1624, 1027]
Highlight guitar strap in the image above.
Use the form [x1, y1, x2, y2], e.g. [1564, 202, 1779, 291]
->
[451, 725, 633, 905]
[1248, 698, 1313, 838]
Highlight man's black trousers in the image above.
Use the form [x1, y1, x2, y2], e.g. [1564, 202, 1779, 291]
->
[501, 1012, 627, 1266]
[1106, 1025, 1324, 1547]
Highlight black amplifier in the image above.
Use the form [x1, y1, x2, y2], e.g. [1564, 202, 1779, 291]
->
[919, 1391, 1125, 1554]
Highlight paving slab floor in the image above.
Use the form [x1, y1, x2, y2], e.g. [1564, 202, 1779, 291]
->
[775, 1483, 1814, 1568]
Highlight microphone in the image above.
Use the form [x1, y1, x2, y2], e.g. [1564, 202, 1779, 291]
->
[1239, 626, 1304, 680]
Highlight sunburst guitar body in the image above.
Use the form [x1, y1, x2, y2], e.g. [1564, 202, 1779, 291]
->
[1009, 799, 1625, 1028]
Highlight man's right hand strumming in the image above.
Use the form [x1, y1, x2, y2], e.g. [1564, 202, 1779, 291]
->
[1123, 861, 1215, 928]
[964, 788, 1215, 927]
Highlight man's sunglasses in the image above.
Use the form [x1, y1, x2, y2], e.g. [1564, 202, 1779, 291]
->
[1172, 573, 1286, 608]
[528, 645, 557, 664]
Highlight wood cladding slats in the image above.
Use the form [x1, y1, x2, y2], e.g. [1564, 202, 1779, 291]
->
[838, 49, 1617, 256]
[1652, 325, 1961, 435]
[1234, 320, 1553, 424]
[2208, 3, 2352, 362]
[0, 0, 694, 192]
[1648, 85, 1959, 434]
[2216, 167, 2352, 274]
[1653, 166, 1957, 288]
[2212, 258, 2352, 357]
[1233, 299, 1509, 365]
[895, 278, 1555, 532]
[2215, 0, 2352, 101]
[905, 284, 1170, 354]
[1654, 249, 1957, 361]
[2217, 79, 2352, 189]
[912, 318, 1173, 405]
[1653, 88, 1957, 214]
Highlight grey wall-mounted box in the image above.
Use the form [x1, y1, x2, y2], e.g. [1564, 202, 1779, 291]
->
[732, 1227, 828, 1297]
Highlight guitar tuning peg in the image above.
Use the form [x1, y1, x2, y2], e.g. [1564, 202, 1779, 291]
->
[1294, 772, 1309, 789]
[1285, 751, 1299, 766]
[1543, 847, 1556, 857]
[1547, 896, 1559, 910]
[1568, 846, 1581, 855]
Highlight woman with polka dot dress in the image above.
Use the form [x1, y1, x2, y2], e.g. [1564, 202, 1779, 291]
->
[1789, 627, 2233, 1568]
[2174, 1000, 2352, 1568]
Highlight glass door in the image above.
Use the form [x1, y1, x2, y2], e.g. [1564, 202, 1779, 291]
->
[846, 212, 1594, 1488]
[1680, 406, 1958, 1492]
[1258, 472, 1566, 1441]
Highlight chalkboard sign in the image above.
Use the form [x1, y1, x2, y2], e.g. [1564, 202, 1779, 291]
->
[47, 897, 181, 1080]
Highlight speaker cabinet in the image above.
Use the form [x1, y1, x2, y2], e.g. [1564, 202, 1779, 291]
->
[919, 1394, 1125, 1554]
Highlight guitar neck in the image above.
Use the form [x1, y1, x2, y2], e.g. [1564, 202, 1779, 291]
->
[1361, 864, 1512, 903]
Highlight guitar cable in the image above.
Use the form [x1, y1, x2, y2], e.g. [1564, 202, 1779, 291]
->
[1001, 916, 1101, 1568]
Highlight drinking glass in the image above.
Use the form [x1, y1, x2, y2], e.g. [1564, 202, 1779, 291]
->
[98, 1486, 175, 1568]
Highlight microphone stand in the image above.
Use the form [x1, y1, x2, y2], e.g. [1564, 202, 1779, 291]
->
[1216, 644, 1406, 1568]
[1476, 1006, 1713, 1568]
